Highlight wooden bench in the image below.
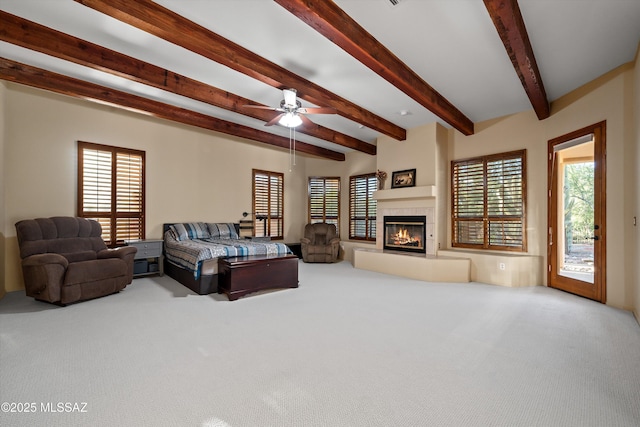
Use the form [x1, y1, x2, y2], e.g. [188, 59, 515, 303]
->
[217, 254, 298, 300]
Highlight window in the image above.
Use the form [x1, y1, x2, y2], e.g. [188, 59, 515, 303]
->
[451, 150, 526, 251]
[78, 141, 145, 246]
[349, 173, 377, 241]
[253, 169, 284, 239]
[308, 177, 340, 230]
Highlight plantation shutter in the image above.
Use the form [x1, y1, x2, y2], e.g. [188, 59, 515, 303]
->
[115, 152, 144, 243]
[349, 173, 377, 241]
[253, 169, 284, 239]
[308, 177, 340, 229]
[452, 159, 485, 246]
[78, 141, 145, 246]
[486, 155, 524, 248]
[452, 150, 526, 251]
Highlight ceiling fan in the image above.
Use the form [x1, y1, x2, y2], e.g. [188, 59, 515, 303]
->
[245, 88, 335, 128]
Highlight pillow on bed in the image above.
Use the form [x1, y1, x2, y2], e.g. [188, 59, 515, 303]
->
[170, 222, 210, 241]
[207, 223, 239, 240]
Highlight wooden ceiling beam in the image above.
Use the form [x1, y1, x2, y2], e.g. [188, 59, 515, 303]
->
[0, 58, 345, 161]
[73, 0, 406, 141]
[0, 11, 374, 155]
[484, 0, 550, 120]
[274, 0, 474, 136]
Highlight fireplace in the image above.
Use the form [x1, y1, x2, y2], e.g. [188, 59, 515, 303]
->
[383, 215, 426, 254]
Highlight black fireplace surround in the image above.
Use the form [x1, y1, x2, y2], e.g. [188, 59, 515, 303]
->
[383, 215, 426, 254]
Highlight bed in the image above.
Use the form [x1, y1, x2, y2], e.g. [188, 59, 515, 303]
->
[163, 222, 293, 295]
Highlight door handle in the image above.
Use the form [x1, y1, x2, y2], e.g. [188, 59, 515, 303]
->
[589, 236, 599, 240]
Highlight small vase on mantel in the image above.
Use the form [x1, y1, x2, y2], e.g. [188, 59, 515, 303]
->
[376, 169, 387, 190]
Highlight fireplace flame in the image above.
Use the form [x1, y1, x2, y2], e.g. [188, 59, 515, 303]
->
[393, 227, 421, 246]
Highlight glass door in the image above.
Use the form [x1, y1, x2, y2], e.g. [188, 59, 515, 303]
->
[548, 122, 606, 302]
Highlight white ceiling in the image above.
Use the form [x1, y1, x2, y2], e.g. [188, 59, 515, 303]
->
[1, 0, 639, 155]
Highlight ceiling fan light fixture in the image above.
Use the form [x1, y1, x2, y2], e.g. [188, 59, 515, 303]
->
[282, 88, 298, 108]
[279, 112, 303, 128]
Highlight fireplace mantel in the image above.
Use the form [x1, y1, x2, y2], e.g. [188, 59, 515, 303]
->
[373, 185, 436, 201]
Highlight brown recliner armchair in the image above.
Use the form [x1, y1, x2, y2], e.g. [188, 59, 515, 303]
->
[300, 223, 340, 263]
[15, 217, 137, 305]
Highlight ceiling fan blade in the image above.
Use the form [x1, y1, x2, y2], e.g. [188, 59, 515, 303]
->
[297, 107, 336, 115]
[243, 104, 278, 111]
[298, 114, 318, 129]
[265, 113, 285, 126]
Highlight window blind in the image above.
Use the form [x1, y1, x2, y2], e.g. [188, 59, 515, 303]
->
[253, 169, 284, 239]
[115, 151, 144, 243]
[452, 150, 526, 251]
[308, 177, 340, 229]
[349, 173, 377, 241]
[78, 141, 145, 246]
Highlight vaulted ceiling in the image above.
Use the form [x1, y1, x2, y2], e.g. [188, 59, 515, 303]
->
[1, 0, 639, 161]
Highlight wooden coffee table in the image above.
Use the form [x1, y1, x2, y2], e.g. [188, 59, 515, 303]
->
[218, 254, 298, 300]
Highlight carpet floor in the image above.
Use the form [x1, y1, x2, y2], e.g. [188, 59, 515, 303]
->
[1, 260, 639, 427]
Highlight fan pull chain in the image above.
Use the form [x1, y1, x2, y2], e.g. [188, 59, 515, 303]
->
[288, 126, 297, 172]
[289, 126, 293, 172]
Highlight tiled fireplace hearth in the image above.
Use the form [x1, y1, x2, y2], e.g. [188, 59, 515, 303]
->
[353, 184, 540, 287]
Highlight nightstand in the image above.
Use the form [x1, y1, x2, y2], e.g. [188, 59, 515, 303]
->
[125, 239, 164, 277]
[286, 243, 302, 258]
[245, 236, 272, 242]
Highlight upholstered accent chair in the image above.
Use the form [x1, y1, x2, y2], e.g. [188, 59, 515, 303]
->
[15, 217, 137, 305]
[300, 223, 340, 263]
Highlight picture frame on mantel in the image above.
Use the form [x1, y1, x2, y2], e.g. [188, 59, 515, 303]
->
[391, 169, 416, 188]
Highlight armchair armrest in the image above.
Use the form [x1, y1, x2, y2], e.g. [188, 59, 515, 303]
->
[329, 238, 340, 261]
[300, 237, 311, 244]
[22, 253, 69, 269]
[98, 246, 137, 260]
[99, 246, 137, 284]
[21, 254, 68, 302]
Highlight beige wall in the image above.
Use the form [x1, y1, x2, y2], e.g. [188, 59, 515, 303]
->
[633, 45, 640, 322]
[448, 62, 636, 310]
[2, 84, 307, 293]
[306, 123, 440, 254]
[377, 122, 439, 187]
[305, 150, 376, 240]
[2, 47, 639, 315]
[448, 110, 547, 270]
[304, 150, 377, 262]
[0, 82, 6, 299]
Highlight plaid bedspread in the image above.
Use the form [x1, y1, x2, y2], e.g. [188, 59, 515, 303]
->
[164, 231, 292, 278]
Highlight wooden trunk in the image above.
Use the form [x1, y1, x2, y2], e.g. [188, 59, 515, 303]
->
[218, 254, 298, 301]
